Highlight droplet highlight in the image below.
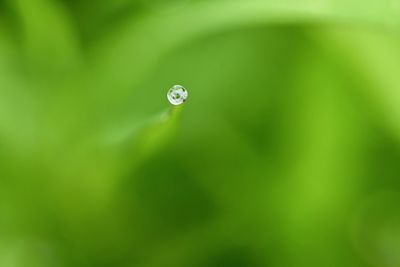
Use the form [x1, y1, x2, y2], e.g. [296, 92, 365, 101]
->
[167, 85, 188, 106]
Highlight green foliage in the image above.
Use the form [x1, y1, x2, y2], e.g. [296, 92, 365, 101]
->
[0, 0, 400, 267]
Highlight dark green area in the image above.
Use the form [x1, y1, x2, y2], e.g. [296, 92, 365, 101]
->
[0, 0, 400, 266]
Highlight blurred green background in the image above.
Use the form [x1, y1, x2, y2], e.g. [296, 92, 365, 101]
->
[1, 0, 400, 266]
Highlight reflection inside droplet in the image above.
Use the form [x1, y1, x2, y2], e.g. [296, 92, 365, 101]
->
[167, 85, 188, 105]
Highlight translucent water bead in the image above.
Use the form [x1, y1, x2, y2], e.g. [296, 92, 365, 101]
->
[167, 85, 188, 105]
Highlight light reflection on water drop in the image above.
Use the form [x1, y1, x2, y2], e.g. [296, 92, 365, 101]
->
[167, 85, 188, 106]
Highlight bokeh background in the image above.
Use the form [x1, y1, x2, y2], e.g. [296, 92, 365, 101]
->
[1, 0, 400, 266]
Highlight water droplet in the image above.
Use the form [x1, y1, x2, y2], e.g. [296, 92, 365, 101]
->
[167, 85, 188, 106]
